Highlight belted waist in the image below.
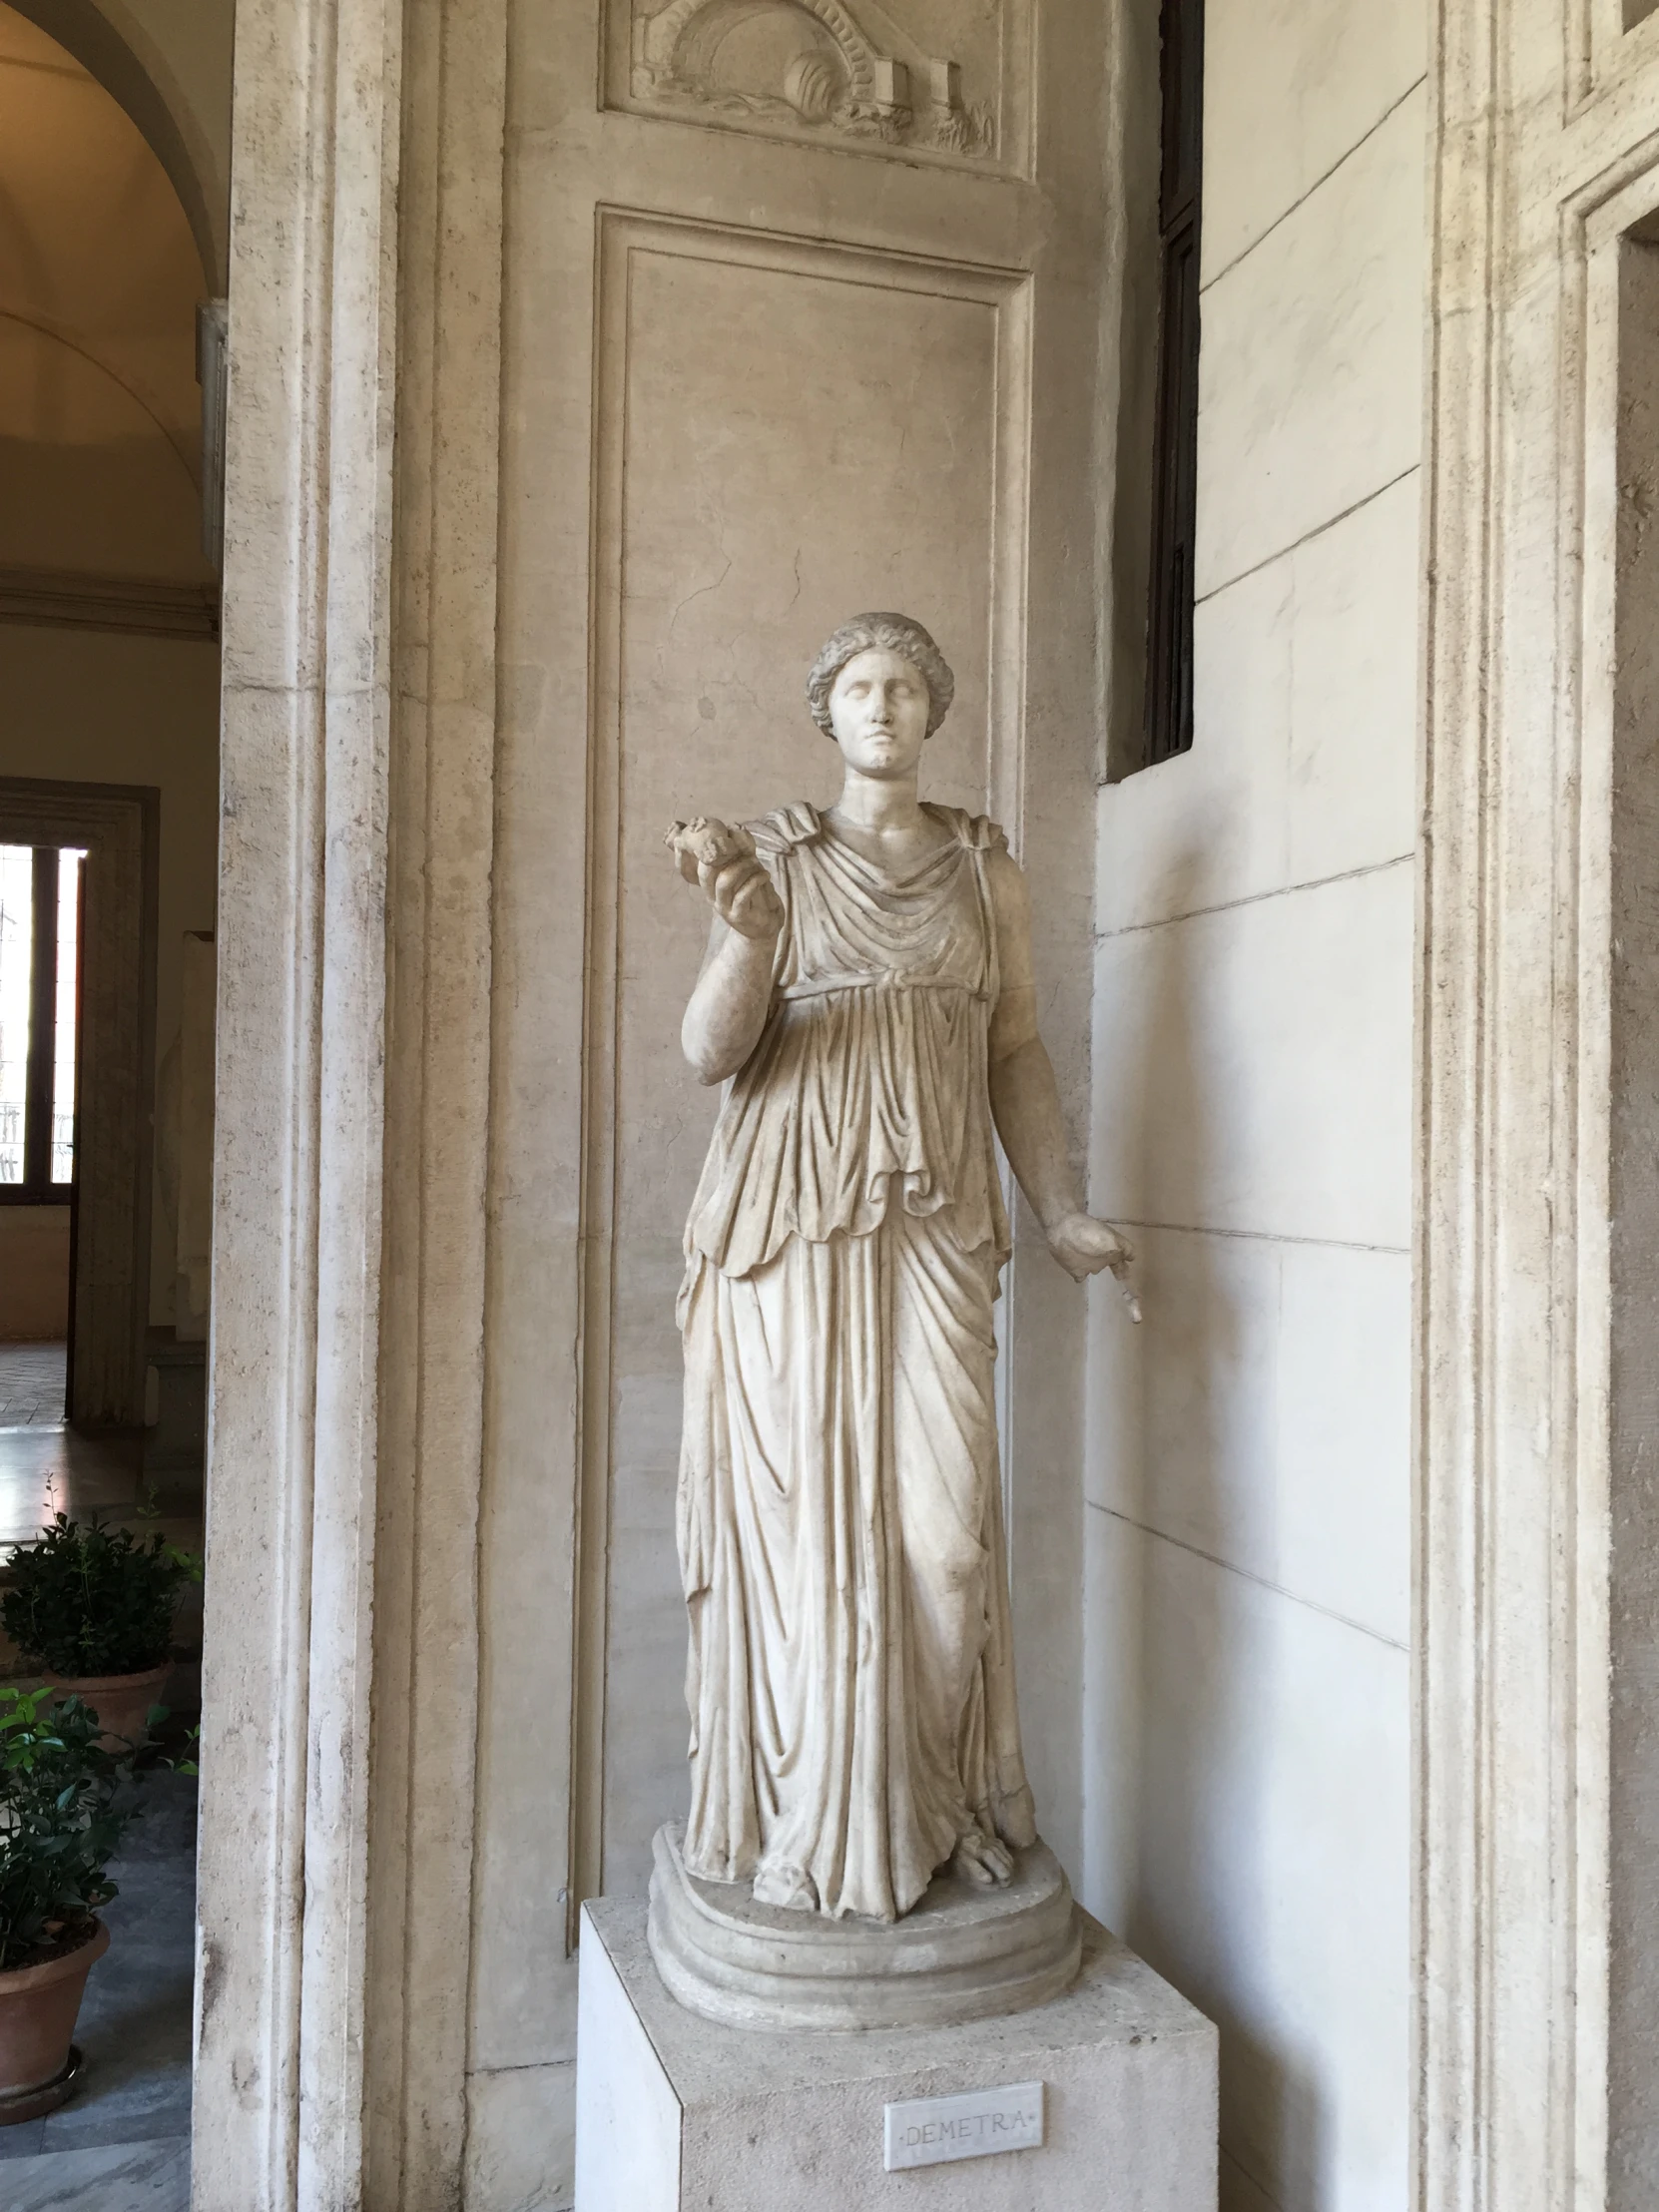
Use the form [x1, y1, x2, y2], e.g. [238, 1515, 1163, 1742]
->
[777, 970, 990, 1003]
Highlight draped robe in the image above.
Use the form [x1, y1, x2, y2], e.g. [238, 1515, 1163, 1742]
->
[676, 801, 1037, 1923]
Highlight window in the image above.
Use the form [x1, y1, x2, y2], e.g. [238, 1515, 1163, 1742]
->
[1143, 0, 1204, 768]
[0, 843, 84, 1197]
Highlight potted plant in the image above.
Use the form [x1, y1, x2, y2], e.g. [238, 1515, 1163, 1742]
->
[0, 1685, 134, 2117]
[1, 1514, 201, 1749]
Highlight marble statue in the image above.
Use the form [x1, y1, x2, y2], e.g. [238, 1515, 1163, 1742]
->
[656, 613, 1133, 2009]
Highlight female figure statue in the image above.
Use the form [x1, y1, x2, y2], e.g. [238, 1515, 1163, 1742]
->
[668, 613, 1131, 1930]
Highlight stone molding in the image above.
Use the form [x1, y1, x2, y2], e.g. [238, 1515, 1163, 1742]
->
[194, 0, 400, 2194]
[364, 0, 506, 2194]
[1421, 5, 1659, 2206]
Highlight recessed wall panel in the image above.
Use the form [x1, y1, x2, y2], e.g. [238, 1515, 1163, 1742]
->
[586, 214, 1027, 1896]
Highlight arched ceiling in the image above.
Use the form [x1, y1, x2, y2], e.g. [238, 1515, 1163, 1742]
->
[0, 1, 208, 584]
[5, 0, 233, 290]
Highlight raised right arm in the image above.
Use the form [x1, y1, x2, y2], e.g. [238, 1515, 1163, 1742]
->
[668, 818, 784, 1084]
[682, 913, 779, 1083]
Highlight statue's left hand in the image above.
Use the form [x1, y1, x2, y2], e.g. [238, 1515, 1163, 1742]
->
[1045, 1212, 1134, 1287]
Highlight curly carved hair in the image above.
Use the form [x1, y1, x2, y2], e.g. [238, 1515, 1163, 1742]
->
[805, 613, 955, 740]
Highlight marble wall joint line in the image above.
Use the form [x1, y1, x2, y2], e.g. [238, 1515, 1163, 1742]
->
[1200, 74, 1430, 298]
[1088, 1502, 1410, 1655]
[1193, 464, 1420, 612]
[1106, 1217, 1410, 1258]
[1093, 850, 1414, 942]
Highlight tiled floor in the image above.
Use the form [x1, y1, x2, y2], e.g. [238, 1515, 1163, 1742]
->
[0, 1342, 68, 1425]
[0, 1770, 196, 2207]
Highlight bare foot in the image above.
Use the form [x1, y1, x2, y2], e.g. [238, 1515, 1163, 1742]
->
[753, 1861, 818, 1913]
[951, 1830, 1014, 1888]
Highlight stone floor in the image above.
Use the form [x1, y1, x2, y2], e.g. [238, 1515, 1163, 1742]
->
[0, 1423, 202, 1571]
[0, 1769, 196, 2208]
[0, 1341, 68, 1425]
[0, 2140, 191, 2208]
[0, 1421, 147, 1550]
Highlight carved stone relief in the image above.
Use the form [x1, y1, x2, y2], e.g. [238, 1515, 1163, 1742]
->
[628, 0, 997, 161]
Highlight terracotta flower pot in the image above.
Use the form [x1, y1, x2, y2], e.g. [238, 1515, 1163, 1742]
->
[41, 1663, 171, 1750]
[0, 1919, 108, 2111]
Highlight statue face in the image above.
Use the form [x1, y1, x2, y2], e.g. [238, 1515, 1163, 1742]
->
[828, 649, 930, 778]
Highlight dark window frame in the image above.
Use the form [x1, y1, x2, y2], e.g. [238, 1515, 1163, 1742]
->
[1143, 0, 1204, 770]
[0, 843, 78, 1205]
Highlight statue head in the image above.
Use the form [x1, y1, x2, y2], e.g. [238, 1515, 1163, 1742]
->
[806, 614, 955, 741]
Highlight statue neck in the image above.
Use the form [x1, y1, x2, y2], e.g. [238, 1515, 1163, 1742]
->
[830, 768, 924, 834]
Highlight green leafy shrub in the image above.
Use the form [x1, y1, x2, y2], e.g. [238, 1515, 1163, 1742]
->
[1, 1514, 201, 1677]
[0, 1685, 134, 1970]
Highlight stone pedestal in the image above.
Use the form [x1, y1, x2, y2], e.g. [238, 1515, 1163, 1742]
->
[575, 1896, 1217, 2211]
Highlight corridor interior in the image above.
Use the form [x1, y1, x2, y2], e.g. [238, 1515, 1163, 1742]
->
[0, 0, 224, 2201]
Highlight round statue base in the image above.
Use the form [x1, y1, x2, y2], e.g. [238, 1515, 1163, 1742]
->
[646, 1821, 1082, 2032]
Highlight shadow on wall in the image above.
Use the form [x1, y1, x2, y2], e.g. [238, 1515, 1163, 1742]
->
[1112, 842, 1329, 2211]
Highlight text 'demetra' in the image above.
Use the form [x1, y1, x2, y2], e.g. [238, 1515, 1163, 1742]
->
[883, 2080, 1045, 2170]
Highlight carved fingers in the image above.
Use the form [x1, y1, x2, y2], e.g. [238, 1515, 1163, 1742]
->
[711, 860, 784, 941]
[1045, 1212, 1135, 1287]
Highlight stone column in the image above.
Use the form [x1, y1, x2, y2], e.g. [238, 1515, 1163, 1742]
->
[193, 0, 505, 2204]
[1421, 4, 1659, 2206]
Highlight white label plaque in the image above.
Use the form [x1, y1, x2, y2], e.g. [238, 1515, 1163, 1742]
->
[883, 2080, 1045, 2170]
